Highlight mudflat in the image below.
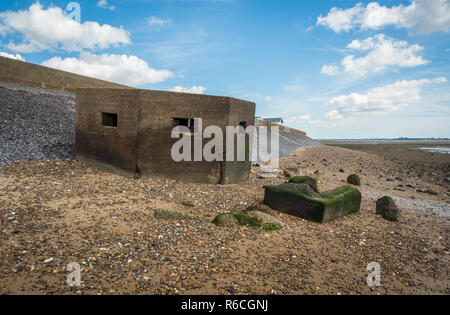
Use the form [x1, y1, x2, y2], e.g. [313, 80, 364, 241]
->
[321, 140, 450, 186]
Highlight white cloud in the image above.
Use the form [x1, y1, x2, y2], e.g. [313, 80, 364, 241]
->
[170, 86, 207, 94]
[283, 84, 304, 94]
[41, 52, 174, 86]
[317, 4, 365, 33]
[148, 16, 172, 27]
[0, 2, 129, 52]
[0, 51, 25, 61]
[317, 0, 450, 33]
[0, 23, 6, 36]
[97, 0, 115, 11]
[321, 34, 429, 77]
[320, 77, 447, 125]
[286, 115, 311, 125]
[321, 64, 340, 76]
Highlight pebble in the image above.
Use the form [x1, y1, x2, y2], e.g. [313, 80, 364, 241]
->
[0, 84, 75, 164]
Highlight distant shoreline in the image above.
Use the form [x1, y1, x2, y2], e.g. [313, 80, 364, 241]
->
[319, 138, 450, 141]
[319, 139, 450, 146]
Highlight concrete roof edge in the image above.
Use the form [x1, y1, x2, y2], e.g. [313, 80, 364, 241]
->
[75, 87, 254, 104]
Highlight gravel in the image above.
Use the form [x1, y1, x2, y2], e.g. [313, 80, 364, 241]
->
[0, 145, 448, 295]
[0, 83, 76, 164]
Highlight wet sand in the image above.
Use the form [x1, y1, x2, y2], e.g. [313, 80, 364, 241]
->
[321, 140, 450, 187]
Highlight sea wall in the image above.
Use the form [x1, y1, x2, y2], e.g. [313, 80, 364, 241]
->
[0, 56, 129, 93]
[256, 119, 307, 136]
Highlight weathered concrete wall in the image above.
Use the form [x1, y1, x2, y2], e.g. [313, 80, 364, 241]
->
[0, 56, 128, 93]
[221, 98, 256, 184]
[138, 90, 231, 184]
[76, 88, 140, 177]
[76, 88, 256, 184]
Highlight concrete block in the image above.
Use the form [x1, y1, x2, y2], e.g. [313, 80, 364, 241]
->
[264, 183, 361, 223]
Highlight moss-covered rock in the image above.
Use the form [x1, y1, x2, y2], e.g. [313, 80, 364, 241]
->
[213, 209, 283, 231]
[244, 211, 283, 230]
[212, 213, 239, 227]
[245, 204, 274, 215]
[288, 176, 319, 193]
[154, 209, 203, 222]
[264, 184, 361, 223]
[347, 174, 361, 186]
[181, 201, 195, 207]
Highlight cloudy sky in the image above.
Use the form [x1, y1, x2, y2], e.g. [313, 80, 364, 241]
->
[0, 0, 449, 139]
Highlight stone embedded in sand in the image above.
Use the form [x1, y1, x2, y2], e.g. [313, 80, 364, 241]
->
[181, 201, 195, 207]
[154, 209, 203, 222]
[244, 211, 283, 230]
[212, 213, 239, 227]
[257, 173, 277, 179]
[263, 183, 361, 223]
[246, 204, 274, 215]
[424, 188, 439, 196]
[284, 168, 299, 179]
[376, 196, 402, 222]
[288, 176, 319, 193]
[213, 209, 283, 230]
[347, 174, 361, 186]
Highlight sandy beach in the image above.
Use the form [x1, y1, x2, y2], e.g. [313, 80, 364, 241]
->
[0, 144, 449, 295]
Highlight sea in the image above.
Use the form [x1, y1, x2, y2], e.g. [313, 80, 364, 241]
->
[416, 147, 450, 154]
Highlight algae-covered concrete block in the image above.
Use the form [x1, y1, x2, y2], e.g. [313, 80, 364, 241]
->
[263, 183, 361, 223]
[288, 176, 319, 193]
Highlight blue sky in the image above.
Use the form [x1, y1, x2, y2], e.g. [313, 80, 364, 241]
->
[0, 0, 449, 139]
